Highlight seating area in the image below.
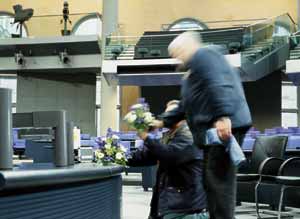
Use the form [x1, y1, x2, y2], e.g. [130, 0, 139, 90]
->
[238, 128, 300, 218]
[242, 37, 286, 62]
[242, 127, 300, 152]
[106, 17, 291, 64]
[133, 27, 245, 59]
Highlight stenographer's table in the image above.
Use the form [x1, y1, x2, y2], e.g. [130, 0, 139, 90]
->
[0, 163, 124, 219]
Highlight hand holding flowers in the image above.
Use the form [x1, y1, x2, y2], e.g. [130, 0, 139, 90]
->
[124, 99, 155, 133]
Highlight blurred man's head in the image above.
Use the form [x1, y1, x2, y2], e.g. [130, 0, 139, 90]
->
[168, 31, 202, 65]
[165, 100, 180, 112]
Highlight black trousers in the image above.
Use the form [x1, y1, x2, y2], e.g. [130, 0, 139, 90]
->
[203, 130, 246, 219]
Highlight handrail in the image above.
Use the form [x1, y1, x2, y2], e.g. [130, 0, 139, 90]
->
[161, 18, 267, 30]
[0, 12, 101, 19]
[162, 18, 267, 27]
[245, 13, 295, 28]
[108, 14, 296, 41]
[204, 18, 267, 24]
[291, 30, 300, 36]
[286, 13, 297, 26]
[32, 12, 101, 18]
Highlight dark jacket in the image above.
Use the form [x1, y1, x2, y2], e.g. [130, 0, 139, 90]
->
[163, 47, 252, 146]
[127, 122, 206, 218]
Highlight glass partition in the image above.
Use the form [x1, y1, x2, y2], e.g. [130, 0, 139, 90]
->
[241, 13, 297, 61]
[0, 12, 101, 38]
[105, 13, 297, 61]
[0, 14, 28, 38]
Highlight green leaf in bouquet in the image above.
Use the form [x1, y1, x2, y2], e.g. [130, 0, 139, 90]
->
[106, 138, 113, 145]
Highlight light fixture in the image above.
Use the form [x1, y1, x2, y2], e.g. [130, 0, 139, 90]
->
[59, 50, 70, 64]
[14, 51, 25, 65]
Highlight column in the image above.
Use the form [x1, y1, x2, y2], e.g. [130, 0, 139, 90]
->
[0, 88, 13, 170]
[100, 0, 119, 135]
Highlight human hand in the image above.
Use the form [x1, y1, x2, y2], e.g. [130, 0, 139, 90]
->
[137, 130, 148, 140]
[214, 117, 232, 141]
[150, 120, 164, 129]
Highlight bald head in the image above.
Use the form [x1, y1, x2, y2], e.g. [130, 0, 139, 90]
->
[164, 99, 180, 113]
[168, 31, 203, 64]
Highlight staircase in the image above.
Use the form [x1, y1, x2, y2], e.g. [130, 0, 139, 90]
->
[289, 44, 300, 60]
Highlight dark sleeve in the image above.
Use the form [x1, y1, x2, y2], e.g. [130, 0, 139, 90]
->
[190, 49, 236, 119]
[160, 101, 185, 128]
[127, 146, 158, 167]
[144, 130, 198, 166]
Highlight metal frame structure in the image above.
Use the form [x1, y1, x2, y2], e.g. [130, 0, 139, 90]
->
[0, 35, 101, 75]
[102, 54, 241, 86]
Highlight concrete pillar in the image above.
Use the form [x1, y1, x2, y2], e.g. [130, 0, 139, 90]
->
[54, 111, 68, 167]
[67, 121, 75, 166]
[100, 0, 119, 135]
[298, 0, 300, 30]
[297, 84, 300, 126]
[0, 88, 13, 170]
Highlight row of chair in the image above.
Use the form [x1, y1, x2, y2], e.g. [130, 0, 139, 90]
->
[133, 27, 245, 59]
[249, 127, 300, 135]
[238, 135, 300, 218]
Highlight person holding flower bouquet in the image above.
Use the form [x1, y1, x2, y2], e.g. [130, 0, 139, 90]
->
[127, 101, 208, 219]
[162, 32, 252, 219]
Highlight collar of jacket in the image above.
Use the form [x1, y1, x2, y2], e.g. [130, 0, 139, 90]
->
[163, 121, 187, 143]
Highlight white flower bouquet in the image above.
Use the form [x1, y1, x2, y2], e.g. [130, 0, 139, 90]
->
[124, 99, 155, 132]
[94, 128, 129, 166]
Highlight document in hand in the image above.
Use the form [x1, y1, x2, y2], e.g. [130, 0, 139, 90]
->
[205, 128, 246, 166]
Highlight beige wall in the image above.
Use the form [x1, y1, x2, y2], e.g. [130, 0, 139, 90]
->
[0, 0, 296, 36]
[0, 1, 14, 12]
[0, 0, 102, 36]
[119, 0, 297, 35]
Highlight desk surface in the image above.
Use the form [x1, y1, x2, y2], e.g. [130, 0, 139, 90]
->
[0, 163, 124, 191]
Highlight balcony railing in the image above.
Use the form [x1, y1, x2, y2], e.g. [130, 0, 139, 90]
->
[105, 13, 297, 62]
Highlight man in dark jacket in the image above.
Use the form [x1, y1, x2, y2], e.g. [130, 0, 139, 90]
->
[127, 101, 207, 219]
[156, 32, 252, 219]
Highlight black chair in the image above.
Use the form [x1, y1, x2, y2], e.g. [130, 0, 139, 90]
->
[237, 136, 288, 216]
[228, 42, 241, 54]
[137, 47, 149, 58]
[111, 45, 123, 60]
[275, 157, 300, 219]
[238, 136, 288, 181]
[255, 157, 286, 218]
[150, 49, 161, 57]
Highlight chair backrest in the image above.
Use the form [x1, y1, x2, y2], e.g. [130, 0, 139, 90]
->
[286, 136, 300, 150]
[250, 136, 288, 173]
[279, 158, 300, 177]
